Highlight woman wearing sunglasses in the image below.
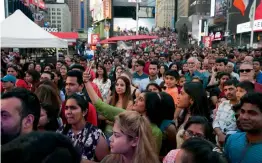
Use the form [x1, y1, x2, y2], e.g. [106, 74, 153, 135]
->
[163, 116, 213, 163]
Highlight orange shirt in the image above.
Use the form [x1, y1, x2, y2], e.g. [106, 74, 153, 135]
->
[165, 87, 179, 105]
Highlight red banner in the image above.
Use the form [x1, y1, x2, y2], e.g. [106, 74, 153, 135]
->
[91, 34, 100, 45]
[203, 36, 212, 48]
[28, 0, 46, 9]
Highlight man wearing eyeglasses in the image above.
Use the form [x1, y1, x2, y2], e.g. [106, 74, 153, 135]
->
[239, 62, 262, 93]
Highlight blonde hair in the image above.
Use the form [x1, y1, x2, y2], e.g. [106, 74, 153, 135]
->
[115, 111, 160, 163]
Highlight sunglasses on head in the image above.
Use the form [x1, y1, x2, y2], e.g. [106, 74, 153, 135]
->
[239, 69, 253, 73]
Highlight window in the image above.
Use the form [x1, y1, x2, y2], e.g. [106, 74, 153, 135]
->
[57, 21, 61, 23]
[52, 8, 55, 11]
[57, 8, 61, 11]
[52, 16, 56, 19]
[52, 20, 56, 23]
[57, 16, 61, 19]
[52, 12, 56, 15]
[57, 12, 61, 15]
[57, 24, 61, 27]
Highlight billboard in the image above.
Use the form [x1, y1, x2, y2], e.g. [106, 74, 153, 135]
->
[215, 0, 227, 16]
[113, 18, 155, 31]
[188, 0, 211, 16]
[229, 0, 262, 33]
[113, 0, 155, 7]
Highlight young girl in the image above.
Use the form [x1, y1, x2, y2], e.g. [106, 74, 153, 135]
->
[101, 111, 160, 163]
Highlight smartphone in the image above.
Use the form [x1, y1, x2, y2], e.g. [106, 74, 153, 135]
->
[86, 61, 93, 74]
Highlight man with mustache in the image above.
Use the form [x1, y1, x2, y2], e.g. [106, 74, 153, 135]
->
[213, 79, 239, 146]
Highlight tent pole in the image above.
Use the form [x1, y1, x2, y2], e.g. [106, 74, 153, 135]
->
[56, 48, 59, 61]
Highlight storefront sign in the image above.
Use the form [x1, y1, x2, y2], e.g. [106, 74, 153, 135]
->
[203, 36, 212, 47]
[103, 0, 112, 19]
[209, 32, 223, 41]
[236, 19, 262, 33]
[42, 27, 58, 32]
[91, 34, 100, 44]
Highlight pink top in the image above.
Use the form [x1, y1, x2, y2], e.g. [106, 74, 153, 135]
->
[163, 149, 181, 163]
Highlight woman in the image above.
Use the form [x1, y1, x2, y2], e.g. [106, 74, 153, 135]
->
[38, 103, 60, 131]
[101, 111, 160, 163]
[93, 65, 111, 101]
[146, 83, 162, 92]
[56, 94, 109, 162]
[35, 83, 61, 118]
[44, 64, 53, 72]
[83, 72, 164, 153]
[60, 63, 69, 82]
[7, 65, 29, 89]
[27, 62, 35, 71]
[52, 70, 65, 102]
[176, 82, 210, 148]
[120, 70, 140, 101]
[25, 69, 40, 92]
[163, 116, 213, 163]
[109, 76, 133, 109]
[159, 64, 168, 80]
[181, 63, 189, 75]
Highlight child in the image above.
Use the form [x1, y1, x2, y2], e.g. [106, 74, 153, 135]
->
[236, 81, 255, 101]
[164, 70, 180, 106]
[178, 75, 186, 93]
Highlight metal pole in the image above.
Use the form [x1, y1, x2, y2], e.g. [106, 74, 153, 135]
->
[4, 0, 8, 18]
[250, 0, 256, 49]
[240, 33, 242, 46]
[136, 0, 139, 35]
[225, 7, 229, 46]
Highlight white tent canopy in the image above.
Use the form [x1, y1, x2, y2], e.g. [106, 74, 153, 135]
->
[0, 10, 68, 48]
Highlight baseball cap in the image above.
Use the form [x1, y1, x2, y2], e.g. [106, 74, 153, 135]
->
[1, 74, 16, 83]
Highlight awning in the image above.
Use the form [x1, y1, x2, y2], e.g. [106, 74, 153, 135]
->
[106, 35, 158, 42]
[50, 32, 78, 45]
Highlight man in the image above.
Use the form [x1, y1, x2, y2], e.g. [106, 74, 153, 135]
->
[139, 61, 163, 91]
[65, 56, 72, 67]
[227, 62, 240, 80]
[224, 92, 262, 163]
[40, 71, 54, 82]
[208, 58, 228, 86]
[239, 61, 262, 92]
[61, 70, 97, 126]
[213, 79, 239, 146]
[1, 88, 41, 144]
[1, 74, 16, 93]
[56, 60, 64, 71]
[185, 57, 207, 87]
[132, 60, 148, 87]
[253, 58, 262, 84]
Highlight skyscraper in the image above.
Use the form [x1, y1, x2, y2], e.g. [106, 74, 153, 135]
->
[67, 0, 89, 31]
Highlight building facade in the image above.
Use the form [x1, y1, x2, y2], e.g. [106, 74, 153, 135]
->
[67, 0, 89, 31]
[156, 0, 175, 27]
[177, 0, 189, 18]
[46, 3, 71, 31]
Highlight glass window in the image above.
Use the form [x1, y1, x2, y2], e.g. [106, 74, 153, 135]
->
[57, 21, 61, 23]
[57, 16, 61, 19]
[52, 8, 55, 11]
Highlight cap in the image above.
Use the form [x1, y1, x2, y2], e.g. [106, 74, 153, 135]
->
[1, 74, 16, 83]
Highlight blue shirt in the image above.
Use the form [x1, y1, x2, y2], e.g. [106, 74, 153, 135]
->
[132, 72, 148, 86]
[256, 71, 262, 84]
[184, 71, 208, 88]
[224, 132, 262, 163]
[139, 77, 163, 91]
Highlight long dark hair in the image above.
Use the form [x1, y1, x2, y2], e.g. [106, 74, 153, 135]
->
[184, 82, 209, 118]
[40, 103, 59, 131]
[110, 76, 132, 109]
[96, 65, 108, 83]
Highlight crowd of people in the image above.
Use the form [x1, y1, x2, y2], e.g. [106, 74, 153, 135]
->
[1, 28, 262, 163]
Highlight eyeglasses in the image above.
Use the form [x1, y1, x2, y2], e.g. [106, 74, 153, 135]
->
[239, 69, 253, 73]
[184, 130, 205, 139]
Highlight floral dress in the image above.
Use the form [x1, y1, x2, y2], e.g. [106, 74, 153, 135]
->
[93, 78, 111, 101]
[57, 123, 105, 160]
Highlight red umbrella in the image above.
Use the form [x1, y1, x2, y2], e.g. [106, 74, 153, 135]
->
[106, 35, 158, 41]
